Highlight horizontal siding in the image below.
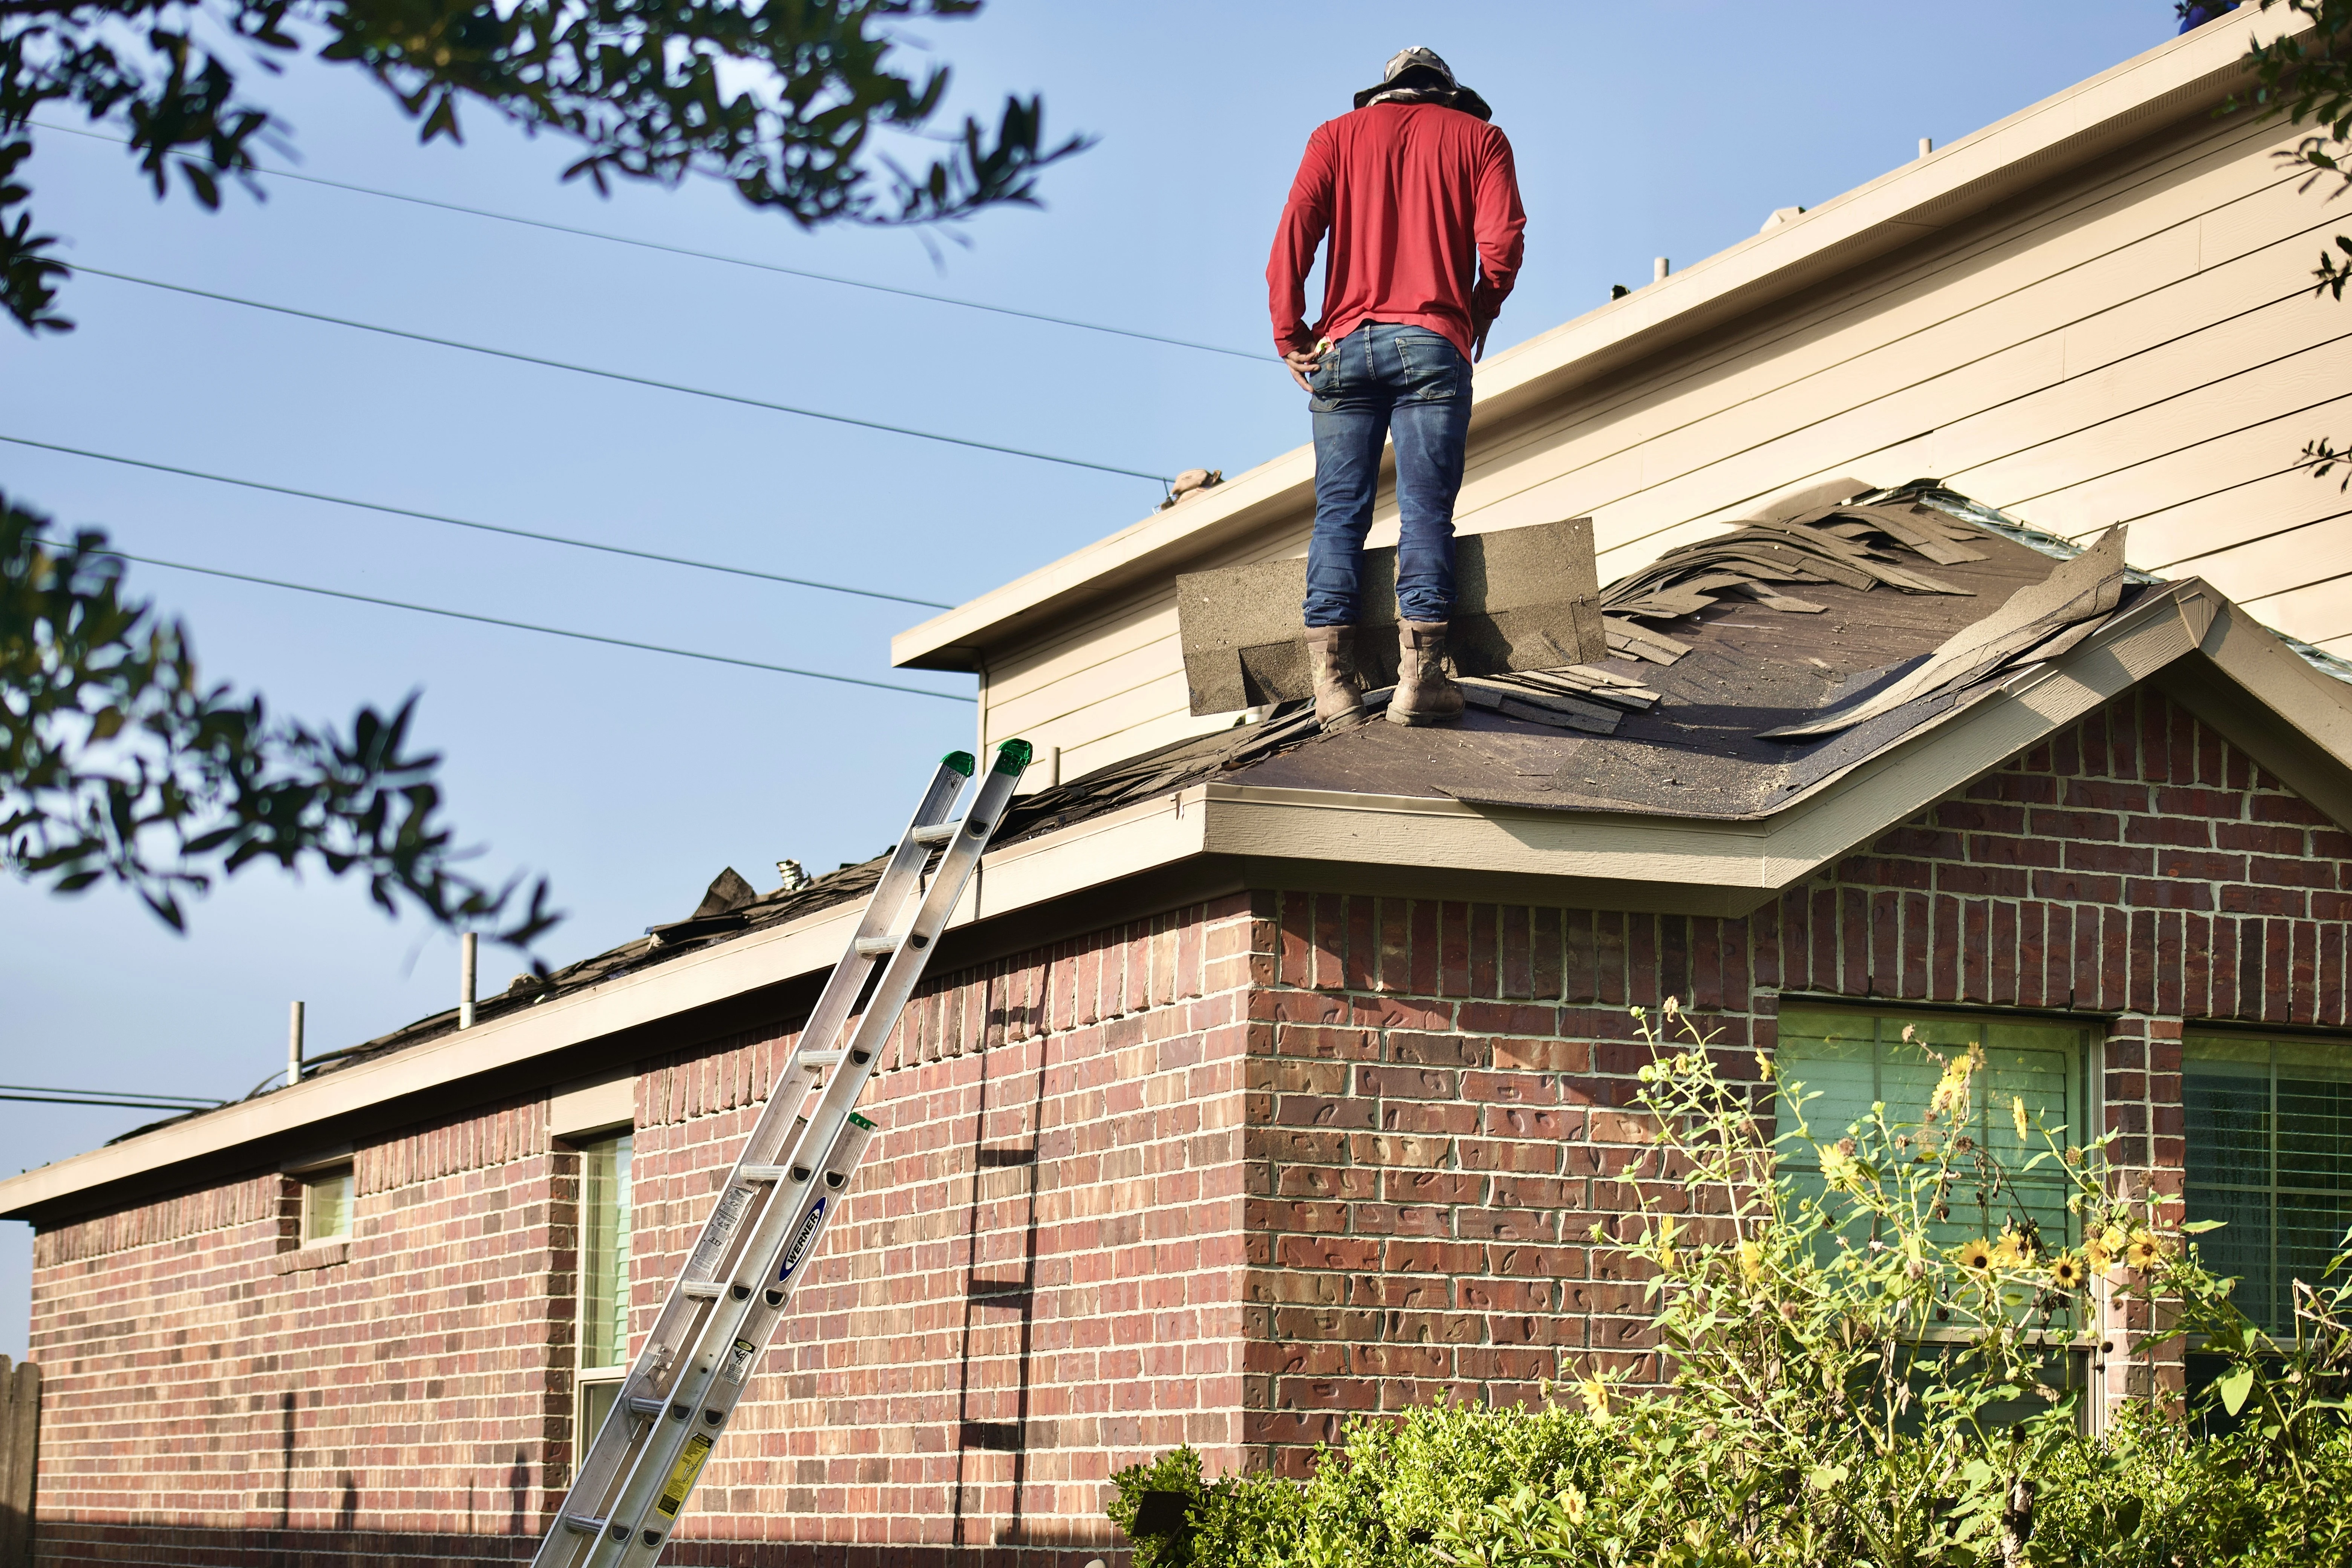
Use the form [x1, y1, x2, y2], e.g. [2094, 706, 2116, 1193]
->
[984, 106, 2352, 778]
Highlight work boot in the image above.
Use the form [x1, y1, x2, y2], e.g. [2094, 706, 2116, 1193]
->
[1305, 624, 1367, 731]
[1386, 620, 1465, 727]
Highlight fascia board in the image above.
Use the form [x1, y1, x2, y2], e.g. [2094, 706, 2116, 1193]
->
[888, 7, 2295, 673]
[2161, 596, 2352, 834]
[0, 787, 1208, 1221]
[1199, 781, 1771, 888]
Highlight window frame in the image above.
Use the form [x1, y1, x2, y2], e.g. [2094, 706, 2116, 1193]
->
[296, 1163, 354, 1245]
[569, 1124, 635, 1445]
[1772, 1001, 2094, 1253]
[2181, 1030, 2352, 1335]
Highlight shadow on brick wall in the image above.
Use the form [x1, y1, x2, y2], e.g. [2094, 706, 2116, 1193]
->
[33, 1522, 1127, 1567]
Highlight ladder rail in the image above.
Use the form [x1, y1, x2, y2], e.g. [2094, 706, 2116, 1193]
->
[533, 749, 988, 1568]
[588, 742, 1031, 1567]
[531, 741, 1030, 1567]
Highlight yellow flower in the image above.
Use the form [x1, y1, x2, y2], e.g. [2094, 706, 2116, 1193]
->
[1992, 1230, 2026, 1269]
[1579, 1376, 1611, 1417]
[1738, 1240, 1765, 1284]
[1560, 1487, 1588, 1526]
[2012, 1095, 2030, 1143]
[1755, 1051, 1775, 1081]
[2047, 1253, 2087, 1291]
[1956, 1238, 1995, 1272]
[2124, 1232, 2164, 1271]
[2084, 1236, 2113, 1272]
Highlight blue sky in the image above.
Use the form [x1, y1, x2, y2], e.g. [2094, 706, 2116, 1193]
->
[0, 1, 2193, 1354]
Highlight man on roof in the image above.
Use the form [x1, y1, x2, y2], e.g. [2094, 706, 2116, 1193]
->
[1269, 46, 1527, 731]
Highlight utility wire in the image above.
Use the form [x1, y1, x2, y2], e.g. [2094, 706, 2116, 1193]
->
[72, 265, 1174, 485]
[51, 538, 977, 701]
[33, 119, 1264, 361]
[0, 432, 952, 609]
[0, 1083, 225, 1110]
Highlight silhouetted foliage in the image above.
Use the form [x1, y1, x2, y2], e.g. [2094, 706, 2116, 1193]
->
[1, 0, 1076, 941]
[0, 0, 1087, 331]
[2, 492, 557, 945]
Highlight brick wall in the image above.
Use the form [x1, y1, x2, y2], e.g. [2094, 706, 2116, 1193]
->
[1236, 688, 2352, 1466]
[30, 1096, 559, 1565]
[23, 688, 2352, 1563]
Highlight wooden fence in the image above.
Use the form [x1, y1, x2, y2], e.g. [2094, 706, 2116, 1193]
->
[0, 1357, 35, 1568]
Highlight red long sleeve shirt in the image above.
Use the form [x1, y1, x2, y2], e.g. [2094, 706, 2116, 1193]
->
[1268, 101, 1526, 363]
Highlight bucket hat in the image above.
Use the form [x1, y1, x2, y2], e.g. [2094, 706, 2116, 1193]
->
[1352, 46, 1492, 122]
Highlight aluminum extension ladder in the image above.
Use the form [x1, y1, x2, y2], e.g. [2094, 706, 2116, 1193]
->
[531, 739, 1033, 1568]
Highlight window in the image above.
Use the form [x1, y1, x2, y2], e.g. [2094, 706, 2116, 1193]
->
[2184, 1036, 2352, 1334]
[1775, 1007, 2087, 1251]
[576, 1130, 634, 1435]
[300, 1165, 353, 1243]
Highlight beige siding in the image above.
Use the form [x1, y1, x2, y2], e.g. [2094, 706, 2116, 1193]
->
[982, 106, 2352, 773]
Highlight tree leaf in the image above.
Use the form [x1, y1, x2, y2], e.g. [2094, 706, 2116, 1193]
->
[2218, 1364, 2257, 1417]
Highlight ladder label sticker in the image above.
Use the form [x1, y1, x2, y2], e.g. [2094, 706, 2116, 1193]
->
[776, 1198, 828, 1282]
[684, 1186, 754, 1280]
[721, 1337, 758, 1386]
[655, 1433, 714, 1519]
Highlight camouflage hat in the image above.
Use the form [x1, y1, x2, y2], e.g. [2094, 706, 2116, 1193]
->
[1352, 46, 1492, 121]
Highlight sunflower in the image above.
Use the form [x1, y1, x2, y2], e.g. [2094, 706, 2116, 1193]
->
[2047, 1253, 2087, 1291]
[2084, 1236, 2114, 1272]
[1992, 1230, 2027, 1269]
[1956, 1238, 1995, 1272]
[1738, 1239, 1765, 1285]
[2012, 1095, 2030, 1143]
[2124, 1231, 2164, 1271]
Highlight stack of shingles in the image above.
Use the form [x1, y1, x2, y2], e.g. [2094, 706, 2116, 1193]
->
[1451, 665, 1659, 734]
[1596, 495, 1991, 665]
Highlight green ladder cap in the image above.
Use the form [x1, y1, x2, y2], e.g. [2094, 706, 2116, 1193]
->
[992, 738, 1035, 775]
[848, 1112, 876, 1130]
[941, 750, 976, 777]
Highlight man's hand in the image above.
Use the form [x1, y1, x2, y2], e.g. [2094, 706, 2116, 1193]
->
[1283, 347, 1323, 392]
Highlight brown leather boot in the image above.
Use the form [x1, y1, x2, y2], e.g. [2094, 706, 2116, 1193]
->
[1305, 624, 1367, 730]
[1386, 619, 1465, 726]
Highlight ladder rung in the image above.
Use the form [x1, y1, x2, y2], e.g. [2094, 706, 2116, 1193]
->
[854, 935, 898, 957]
[680, 1280, 723, 1300]
[740, 1164, 787, 1183]
[562, 1515, 606, 1536]
[910, 822, 956, 847]
[628, 1396, 665, 1416]
[798, 1050, 843, 1067]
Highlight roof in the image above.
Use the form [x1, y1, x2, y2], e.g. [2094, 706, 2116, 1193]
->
[11, 481, 2352, 1222]
[890, 4, 2305, 675]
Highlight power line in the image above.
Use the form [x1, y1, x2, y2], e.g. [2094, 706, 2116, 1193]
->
[0, 1083, 224, 1110]
[32, 118, 1265, 361]
[72, 265, 1174, 485]
[0, 432, 952, 609]
[52, 538, 977, 700]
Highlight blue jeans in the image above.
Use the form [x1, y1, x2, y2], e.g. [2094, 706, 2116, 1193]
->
[1302, 322, 1473, 628]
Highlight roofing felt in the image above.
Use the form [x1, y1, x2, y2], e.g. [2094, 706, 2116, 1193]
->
[103, 482, 2325, 1139]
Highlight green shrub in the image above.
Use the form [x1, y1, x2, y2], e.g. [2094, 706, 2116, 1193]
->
[1110, 1003, 2352, 1566]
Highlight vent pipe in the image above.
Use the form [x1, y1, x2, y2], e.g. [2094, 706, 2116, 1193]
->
[288, 1000, 306, 1087]
[1919, 136, 1933, 158]
[1653, 256, 1670, 282]
[459, 932, 478, 1030]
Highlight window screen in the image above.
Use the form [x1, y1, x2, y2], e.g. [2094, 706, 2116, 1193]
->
[2184, 1036, 2352, 1334]
[580, 1131, 634, 1370]
[300, 1166, 353, 1243]
[1775, 1008, 2085, 1251]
